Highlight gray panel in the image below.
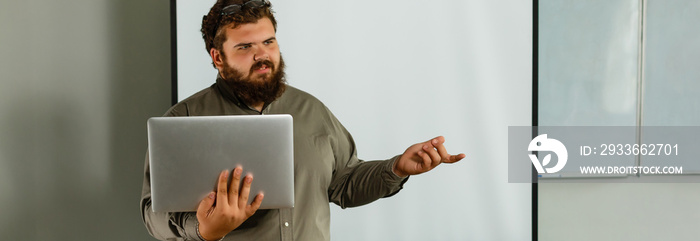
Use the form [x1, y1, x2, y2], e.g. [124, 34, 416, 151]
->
[0, 0, 171, 240]
[642, 0, 700, 172]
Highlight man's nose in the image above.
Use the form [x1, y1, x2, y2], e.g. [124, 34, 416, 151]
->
[253, 46, 269, 61]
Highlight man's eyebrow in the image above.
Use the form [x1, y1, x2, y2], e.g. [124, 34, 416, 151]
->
[234, 42, 252, 48]
[233, 37, 276, 48]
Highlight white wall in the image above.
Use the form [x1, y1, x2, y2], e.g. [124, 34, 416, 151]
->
[177, 0, 532, 240]
[0, 0, 170, 240]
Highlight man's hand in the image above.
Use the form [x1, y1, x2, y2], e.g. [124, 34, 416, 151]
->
[196, 167, 264, 241]
[393, 136, 466, 177]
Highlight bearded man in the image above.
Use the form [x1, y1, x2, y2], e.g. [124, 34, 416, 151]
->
[140, 1, 465, 240]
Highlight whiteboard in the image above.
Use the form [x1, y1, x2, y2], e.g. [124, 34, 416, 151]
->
[174, 0, 532, 240]
[538, 0, 640, 175]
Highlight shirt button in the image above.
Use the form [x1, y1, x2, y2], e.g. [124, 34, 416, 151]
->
[284, 222, 289, 227]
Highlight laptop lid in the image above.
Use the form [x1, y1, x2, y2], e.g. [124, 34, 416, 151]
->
[147, 114, 294, 212]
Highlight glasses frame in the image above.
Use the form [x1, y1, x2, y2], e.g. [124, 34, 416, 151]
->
[220, 0, 271, 16]
[207, 0, 272, 47]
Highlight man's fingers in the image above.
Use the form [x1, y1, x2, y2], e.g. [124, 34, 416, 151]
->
[429, 136, 445, 146]
[431, 136, 462, 163]
[246, 193, 264, 217]
[196, 192, 216, 220]
[216, 170, 229, 206]
[434, 140, 451, 161]
[417, 150, 432, 172]
[229, 167, 242, 206]
[238, 175, 253, 209]
[444, 153, 466, 163]
[422, 144, 441, 167]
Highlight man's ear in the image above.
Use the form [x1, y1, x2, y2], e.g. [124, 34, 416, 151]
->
[210, 48, 224, 70]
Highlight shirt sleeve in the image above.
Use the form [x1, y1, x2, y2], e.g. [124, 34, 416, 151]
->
[324, 107, 409, 208]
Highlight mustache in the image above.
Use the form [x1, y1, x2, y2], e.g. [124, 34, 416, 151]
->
[250, 59, 275, 73]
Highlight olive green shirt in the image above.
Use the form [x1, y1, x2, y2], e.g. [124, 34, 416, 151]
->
[140, 78, 407, 241]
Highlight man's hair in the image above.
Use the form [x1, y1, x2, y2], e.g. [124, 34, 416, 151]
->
[201, 0, 278, 63]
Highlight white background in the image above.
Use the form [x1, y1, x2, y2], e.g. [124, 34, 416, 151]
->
[177, 0, 532, 240]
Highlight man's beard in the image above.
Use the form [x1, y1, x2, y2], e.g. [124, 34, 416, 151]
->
[220, 56, 286, 107]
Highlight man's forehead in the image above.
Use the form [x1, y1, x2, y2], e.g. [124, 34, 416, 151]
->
[223, 18, 276, 44]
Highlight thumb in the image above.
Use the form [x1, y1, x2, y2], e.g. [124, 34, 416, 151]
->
[197, 192, 216, 219]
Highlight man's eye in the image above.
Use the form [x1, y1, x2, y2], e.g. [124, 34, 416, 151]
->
[239, 45, 250, 50]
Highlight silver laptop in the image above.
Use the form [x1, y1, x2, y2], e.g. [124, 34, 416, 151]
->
[147, 114, 294, 212]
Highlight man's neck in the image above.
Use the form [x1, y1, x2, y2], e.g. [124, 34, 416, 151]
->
[251, 102, 264, 112]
